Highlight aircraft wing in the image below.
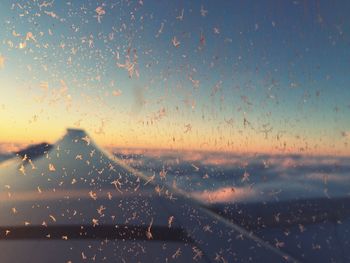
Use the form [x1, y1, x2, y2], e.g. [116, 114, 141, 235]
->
[0, 129, 296, 263]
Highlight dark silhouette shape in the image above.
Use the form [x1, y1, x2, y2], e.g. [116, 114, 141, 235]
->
[15, 142, 53, 161]
[0, 225, 193, 242]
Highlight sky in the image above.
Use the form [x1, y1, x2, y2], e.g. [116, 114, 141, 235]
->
[0, 0, 350, 155]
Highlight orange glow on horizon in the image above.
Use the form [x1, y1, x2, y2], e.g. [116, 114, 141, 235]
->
[1, 124, 349, 157]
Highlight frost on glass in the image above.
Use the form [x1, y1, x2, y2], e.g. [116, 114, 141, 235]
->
[0, 0, 350, 263]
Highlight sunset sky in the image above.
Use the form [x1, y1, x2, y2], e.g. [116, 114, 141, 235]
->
[0, 0, 350, 155]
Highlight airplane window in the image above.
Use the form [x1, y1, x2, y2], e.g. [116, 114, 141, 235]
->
[0, 1, 350, 262]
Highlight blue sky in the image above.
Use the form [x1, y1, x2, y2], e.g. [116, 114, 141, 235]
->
[0, 0, 349, 154]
